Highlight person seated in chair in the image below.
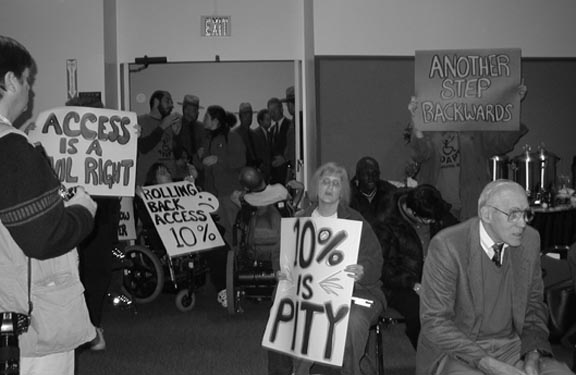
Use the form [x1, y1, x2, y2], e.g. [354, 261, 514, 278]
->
[273, 162, 386, 375]
[350, 156, 398, 228]
[134, 163, 228, 307]
[231, 167, 303, 272]
[373, 184, 458, 350]
[417, 180, 575, 375]
[134, 163, 178, 250]
[232, 166, 304, 216]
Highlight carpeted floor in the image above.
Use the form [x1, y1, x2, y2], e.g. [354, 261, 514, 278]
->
[76, 274, 573, 375]
[75, 278, 416, 375]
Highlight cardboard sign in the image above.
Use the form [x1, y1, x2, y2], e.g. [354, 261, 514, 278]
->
[262, 217, 362, 367]
[118, 196, 137, 241]
[29, 106, 138, 196]
[414, 48, 521, 131]
[138, 181, 224, 257]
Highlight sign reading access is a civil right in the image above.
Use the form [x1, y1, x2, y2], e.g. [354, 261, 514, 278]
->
[29, 106, 138, 196]
[413, 48, 521, 131]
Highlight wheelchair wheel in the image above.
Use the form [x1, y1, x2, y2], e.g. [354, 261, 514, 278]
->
[121, 244, 164, 304]
[175, 289, 196, 312]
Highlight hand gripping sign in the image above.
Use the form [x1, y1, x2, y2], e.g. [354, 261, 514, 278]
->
[28, 106, 138, 196]
[262, 217, 362, 367]
[138, 181, 224, 257]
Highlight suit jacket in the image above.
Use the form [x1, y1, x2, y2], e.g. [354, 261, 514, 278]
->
[416, 218, 550, 375]
[271, 117, 292, 159]
[250, 126, 272, 181]
[270, 117, 293, 184]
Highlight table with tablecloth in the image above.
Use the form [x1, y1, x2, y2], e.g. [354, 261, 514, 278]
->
[531, 205, 576, 252]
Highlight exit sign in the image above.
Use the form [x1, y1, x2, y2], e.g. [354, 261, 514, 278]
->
[201, 16, 231, 37]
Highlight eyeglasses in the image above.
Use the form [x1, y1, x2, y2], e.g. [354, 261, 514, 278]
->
[487, 205, 534, 223]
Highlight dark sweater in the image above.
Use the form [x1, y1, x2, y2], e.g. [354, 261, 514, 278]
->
[0, 130, 94, 260]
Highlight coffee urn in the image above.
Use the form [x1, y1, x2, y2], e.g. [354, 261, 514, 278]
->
[488, 155, 509, 181]
[511, 144, 559, 199]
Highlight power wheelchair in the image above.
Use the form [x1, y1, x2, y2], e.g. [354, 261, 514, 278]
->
[225, 167, 303, 314]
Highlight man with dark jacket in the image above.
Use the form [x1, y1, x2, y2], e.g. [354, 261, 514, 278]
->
[268, 97, 293, 185]
[350, 156, 398, 228]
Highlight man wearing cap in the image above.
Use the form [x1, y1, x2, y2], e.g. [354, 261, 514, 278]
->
[267, 97, 293, 185]
[136, 90, 180, 186]
[235, 102, 258, 168]
[173, 94, 205, 181]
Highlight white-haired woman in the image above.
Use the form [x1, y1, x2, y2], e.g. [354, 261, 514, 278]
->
[293, 162, 387, 375]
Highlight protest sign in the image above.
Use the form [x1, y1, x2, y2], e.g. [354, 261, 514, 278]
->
[262, 217, 362, 367]
[28, 106, 138, 196]
[118, 197, 137, 241]
[138, 181, 224, 257]
[414, 48, 521, 131]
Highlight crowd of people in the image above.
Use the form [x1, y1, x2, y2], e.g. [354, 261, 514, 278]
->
[1, 33, 575, 375]
[134, 87, 298, 308]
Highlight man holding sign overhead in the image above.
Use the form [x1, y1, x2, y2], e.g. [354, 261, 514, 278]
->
[264, 162, 385, 375]
[409, 49, 529, 221]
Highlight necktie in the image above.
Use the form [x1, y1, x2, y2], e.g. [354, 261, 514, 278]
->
[492, 242, 504, 267]
[272, 122, 279, 139]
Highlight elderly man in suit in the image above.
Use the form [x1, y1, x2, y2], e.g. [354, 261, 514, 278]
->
[417, 179, 574, 375]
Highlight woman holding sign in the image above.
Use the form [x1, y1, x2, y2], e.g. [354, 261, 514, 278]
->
[289, 162, 386, 375]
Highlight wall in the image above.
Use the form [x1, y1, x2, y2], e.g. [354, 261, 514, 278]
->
[3, 0, 576, 181]
[312, 0, 576, 183]
[0, 0, 104, 126]
[316, 57, 576, 183]
[104, 0, 119, 109]
[314, 0, 576, 57]
[116, 0, 300, 63]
